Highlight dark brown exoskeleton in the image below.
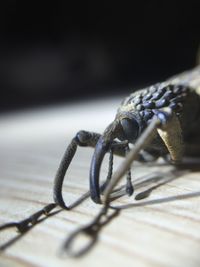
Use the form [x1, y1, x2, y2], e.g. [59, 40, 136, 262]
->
[53, 65, 200, 207]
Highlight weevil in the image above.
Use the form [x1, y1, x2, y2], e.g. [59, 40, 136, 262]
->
[53, 65, 200, 207]
[1, 65, 200, 256]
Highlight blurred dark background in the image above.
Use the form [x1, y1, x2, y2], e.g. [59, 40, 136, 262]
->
[0, 1, 199, 112]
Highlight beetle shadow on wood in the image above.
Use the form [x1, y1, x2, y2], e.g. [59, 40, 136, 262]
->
[61, 160, 200, 257]
[0, 160, 200, 257]
[0, 191, 90, 252]
[0, 207, 62, 252]
[113, 160, 200, 209]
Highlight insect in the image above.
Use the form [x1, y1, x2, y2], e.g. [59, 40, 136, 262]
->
[53, 65, 200, 207]
[1, 65, 200, 256]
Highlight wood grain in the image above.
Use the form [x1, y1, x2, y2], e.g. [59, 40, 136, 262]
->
[0, 98, 200, 267]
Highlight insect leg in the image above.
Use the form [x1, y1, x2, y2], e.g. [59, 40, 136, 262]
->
[102, 117, 160, 204]
[53, 131, 130, 209]
[101, 141, 134, 197]
[124, 145, 134, 196]
[53, 131, 101, 209]
[99, 148, 114, 192]
[0, 132, 102, 239]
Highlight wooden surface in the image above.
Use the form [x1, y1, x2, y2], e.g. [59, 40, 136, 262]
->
[0, 97, 200, 267]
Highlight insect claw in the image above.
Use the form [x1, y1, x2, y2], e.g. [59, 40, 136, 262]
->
[126, 180, 134, 196]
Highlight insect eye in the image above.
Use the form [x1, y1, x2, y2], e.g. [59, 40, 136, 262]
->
[120, 118, 139, 142]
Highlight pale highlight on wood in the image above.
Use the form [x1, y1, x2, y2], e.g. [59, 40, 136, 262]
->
[0, 98, 200, 267]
